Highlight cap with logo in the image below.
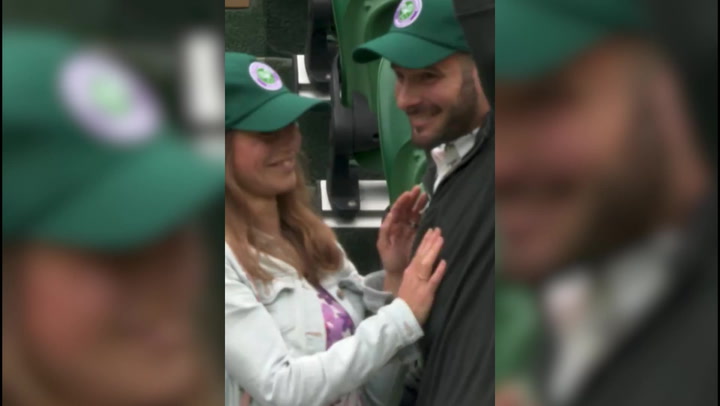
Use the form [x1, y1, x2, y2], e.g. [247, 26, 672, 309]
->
[2, 28, 224, 251]
[225, 52, 328, 133]
[352, 0, 471, 69]
[496, 0, 649, 80]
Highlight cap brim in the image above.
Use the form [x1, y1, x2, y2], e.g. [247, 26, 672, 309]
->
[230, 92, 328, 133]
[496, 0, 610, 81]
[353, 32, 456, 69]
[29, 134, 224, 251]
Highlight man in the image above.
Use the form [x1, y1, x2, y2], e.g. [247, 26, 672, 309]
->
[494, 1, 717, 405]
[2, 28, 224, 406]
[353, 0, 494, 404]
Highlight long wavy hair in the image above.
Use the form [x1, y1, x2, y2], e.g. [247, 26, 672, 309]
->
[225, 131, 342, 285]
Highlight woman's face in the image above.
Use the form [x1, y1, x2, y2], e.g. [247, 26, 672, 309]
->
[3, 227, 208, 405]
[227, 123, 302, 199]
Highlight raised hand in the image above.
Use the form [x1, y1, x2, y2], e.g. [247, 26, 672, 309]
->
[377, 186, 429, 276]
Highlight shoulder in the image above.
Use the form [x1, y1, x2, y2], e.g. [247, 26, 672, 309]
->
[225, 242, 249, 282]
[326, 242, 365, 288]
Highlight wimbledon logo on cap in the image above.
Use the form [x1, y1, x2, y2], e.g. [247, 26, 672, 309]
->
[394, 0, 422, 28]
[90, 76, 132, 116]
[60, 50, 161, 145]
[249, 62, 283, 91]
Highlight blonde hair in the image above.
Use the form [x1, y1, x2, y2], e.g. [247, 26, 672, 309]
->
[225, 131, 342, 285]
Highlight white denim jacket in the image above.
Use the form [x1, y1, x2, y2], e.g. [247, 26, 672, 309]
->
[225, 243, 423, 406]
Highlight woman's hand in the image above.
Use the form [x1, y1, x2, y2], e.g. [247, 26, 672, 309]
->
[397, 228, 447, 324]
[377, 186, 429, 277]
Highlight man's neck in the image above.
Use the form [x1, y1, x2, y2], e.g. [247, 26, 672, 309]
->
[663, 155, 711, 230]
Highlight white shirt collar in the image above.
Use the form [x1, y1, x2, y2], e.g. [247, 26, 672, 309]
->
[543, 230, 680, 405]
[431, 130, 477, 166]
[430, 129, 478, 192]
[452, 130, 477, 160]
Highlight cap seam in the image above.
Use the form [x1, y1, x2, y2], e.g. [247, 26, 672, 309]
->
[226, 89, 289, 131]
[389, 29, 469, 56]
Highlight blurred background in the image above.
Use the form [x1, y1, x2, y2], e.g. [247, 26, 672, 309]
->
[3, 0, 225, 404]
[226, 0, 388, 274]
[4, 0, 716, 405]
[491, 0, 717, 405]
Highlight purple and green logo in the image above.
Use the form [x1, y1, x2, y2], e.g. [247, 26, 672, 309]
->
[249, 62, 283, 91]
[394, 0, 422, 28]
[60, 50, 161, 145]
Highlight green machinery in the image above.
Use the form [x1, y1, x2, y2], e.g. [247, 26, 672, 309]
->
[304, 0, 426, 219]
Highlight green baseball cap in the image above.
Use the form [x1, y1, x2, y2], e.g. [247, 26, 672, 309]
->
[497, 0, 650, 81]
[352, 0, 471, 69]
[225, 52, 328, 133]
[2, 28, 224, 251]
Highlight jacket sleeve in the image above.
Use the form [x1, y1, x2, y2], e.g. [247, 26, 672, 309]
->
[349, 262, 424, 406]
[225, 265, 424, 406]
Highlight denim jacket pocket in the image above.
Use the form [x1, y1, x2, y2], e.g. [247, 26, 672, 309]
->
[337, 277, 367, 323]
[254, 277, 298, 335]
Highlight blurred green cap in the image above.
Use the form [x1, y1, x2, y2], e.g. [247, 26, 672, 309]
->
[353, 0, 471, 69]
[497, 0, 650, 80]
[2, 28, 224, 251]
[225, 52, 328, 133]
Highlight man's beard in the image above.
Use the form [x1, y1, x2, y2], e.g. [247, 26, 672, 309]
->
[436, 84, 480, 146]
[569, 94, 671, 268]
[410, 69, 481, 150]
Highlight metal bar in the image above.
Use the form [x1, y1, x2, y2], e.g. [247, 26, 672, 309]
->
[318, 180, 388, 228]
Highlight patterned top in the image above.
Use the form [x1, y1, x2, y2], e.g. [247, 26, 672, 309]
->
[316, 286, 356, 348]
[316, 286, 362, 406]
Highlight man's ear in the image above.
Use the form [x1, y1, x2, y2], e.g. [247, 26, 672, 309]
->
[463, 56, 490, 113]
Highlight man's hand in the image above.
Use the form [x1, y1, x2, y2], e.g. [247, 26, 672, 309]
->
[377, 186, 429, 285]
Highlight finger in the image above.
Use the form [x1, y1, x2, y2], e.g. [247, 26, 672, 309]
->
[421, 232, 442, 266]
[378, 212, 392, 247]
[412, 193, 429, 217]
[401, 223, 415, 241]
[429, 259, 447, 286]
[409, 185, 421, 202]
[420, 234, 444, 270]
[415, 228, 433, 256]
[390, 194, 410, 222]
[412, 228, 435, 265]
[394, 188, 419, 220]
[388, 219, 402, 245]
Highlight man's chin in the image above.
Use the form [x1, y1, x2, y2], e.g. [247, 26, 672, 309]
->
[411, 129, 442, 150]
[501, 242, 577, 284]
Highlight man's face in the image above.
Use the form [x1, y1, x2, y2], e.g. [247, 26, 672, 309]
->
[4, 227, 209, 405]
[496, 39, 672, 281]
[393, 53, 487, 149]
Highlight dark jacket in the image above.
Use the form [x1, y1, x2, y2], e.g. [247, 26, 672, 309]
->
[402, 112, 495, 406]
[535, 190, 718, 406]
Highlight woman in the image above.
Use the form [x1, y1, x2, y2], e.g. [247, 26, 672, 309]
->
[3, 30, 225, 406]
[225, 52, 447, 406]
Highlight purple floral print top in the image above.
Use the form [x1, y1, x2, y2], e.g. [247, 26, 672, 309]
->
[316, 286, 356, 349]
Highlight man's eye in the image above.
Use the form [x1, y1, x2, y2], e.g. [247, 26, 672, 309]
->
[421, 72, 438, 81]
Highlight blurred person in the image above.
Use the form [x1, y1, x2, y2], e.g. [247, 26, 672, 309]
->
[2, 29, 225, 406]
[452, 0, 495, 106]
[495, 1, 717, 405]
[224, 52, 448, 406]
[352, 0, 495, 404]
